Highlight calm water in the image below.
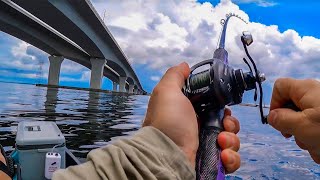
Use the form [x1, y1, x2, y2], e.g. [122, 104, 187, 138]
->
[0, 82, 319, 179]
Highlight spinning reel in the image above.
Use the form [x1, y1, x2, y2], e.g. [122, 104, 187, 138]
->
[182, 13, 267, 180]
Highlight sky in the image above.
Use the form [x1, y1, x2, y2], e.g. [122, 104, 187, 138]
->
[0, 0, 319, 103]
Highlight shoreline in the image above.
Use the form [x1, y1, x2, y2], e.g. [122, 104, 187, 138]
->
[35, 84, 147, 95]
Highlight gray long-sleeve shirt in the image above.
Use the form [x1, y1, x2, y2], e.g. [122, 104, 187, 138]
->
[53, 126, 196, 180]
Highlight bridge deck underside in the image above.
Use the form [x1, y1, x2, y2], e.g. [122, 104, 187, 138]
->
[11, 0, 143, 90]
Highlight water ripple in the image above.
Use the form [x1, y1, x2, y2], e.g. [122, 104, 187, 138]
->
[0, 82, 319, 179]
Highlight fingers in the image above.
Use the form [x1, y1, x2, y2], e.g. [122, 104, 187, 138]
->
[221, 149, 241, 174]
[220, 109, 241, 173]
[218, 132, 240, 152]
[270, 78, 298, 110]
[0, 155, 6, 166]
[224, 107, 232, 116]
[223, 115, 240, 134]
[281, 132, 292, 139]
[296, 138, 320, 164]
[158, 62, 190, 89]
[267, 108, 305, 135]
[271, 78, 319, 110]
[309, 150, 320, 164]
[295, 137, 308, 150]
[223, 108, 239, 134]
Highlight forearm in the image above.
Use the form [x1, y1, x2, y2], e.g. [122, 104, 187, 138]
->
[53, 127, 195, 180]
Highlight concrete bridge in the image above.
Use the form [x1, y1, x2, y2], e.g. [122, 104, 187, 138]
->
[0, 0, 145, 94]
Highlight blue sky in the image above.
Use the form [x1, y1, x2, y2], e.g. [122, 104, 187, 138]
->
[0, 0, 319, 104]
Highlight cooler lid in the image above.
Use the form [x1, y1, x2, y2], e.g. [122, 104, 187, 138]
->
[16, 121, 65, 146]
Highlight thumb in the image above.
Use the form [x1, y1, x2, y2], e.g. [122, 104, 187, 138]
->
[268, 108, 305, 135]
[159, 62, 190, 88]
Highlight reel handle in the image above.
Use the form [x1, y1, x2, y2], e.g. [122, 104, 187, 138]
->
[263, 101, 301, 124]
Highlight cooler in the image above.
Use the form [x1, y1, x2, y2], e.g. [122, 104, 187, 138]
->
[15, 121, 66, 180]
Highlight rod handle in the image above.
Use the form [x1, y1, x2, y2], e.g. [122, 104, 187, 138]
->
[196, 126, 225, 180]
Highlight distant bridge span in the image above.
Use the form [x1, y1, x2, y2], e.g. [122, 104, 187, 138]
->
[0, 0, 144, 94]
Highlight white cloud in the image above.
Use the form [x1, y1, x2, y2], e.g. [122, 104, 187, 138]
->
[55, 71, 90, 82]
[145, 13, 189, 51]
[233, 0, 277, 7]
[11, 42, 36, 60]
[80, 71, 91, 81]
[150, 76, 160, 81]
[110, 13, 148, 32]
[1, 41, 46, 71]
[0, 39, 90, 82]
[0, 0, 317, 87]
[20, 72, 48, 79]
[92, 0, 319, 83]
[60, 77, 84, 82]
[61, 60, 88, 74]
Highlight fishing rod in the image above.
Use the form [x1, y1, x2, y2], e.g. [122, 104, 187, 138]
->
[183, 13, 267, 180]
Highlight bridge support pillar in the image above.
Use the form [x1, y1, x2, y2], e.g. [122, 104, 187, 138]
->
[119, 77, 127, 92]
[134, 88, 138, 94]
[48, 56, 64, 86]
[129, 85, 134, 93]
[90, 58, 106, 89]
[125, 84, 129, 92]
[112, 82, 118, 91]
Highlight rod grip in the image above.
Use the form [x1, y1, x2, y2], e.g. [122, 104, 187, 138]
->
[196, 126, 225, 180]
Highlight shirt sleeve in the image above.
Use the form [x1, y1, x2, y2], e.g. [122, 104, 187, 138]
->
[53, 126, 196, 180]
